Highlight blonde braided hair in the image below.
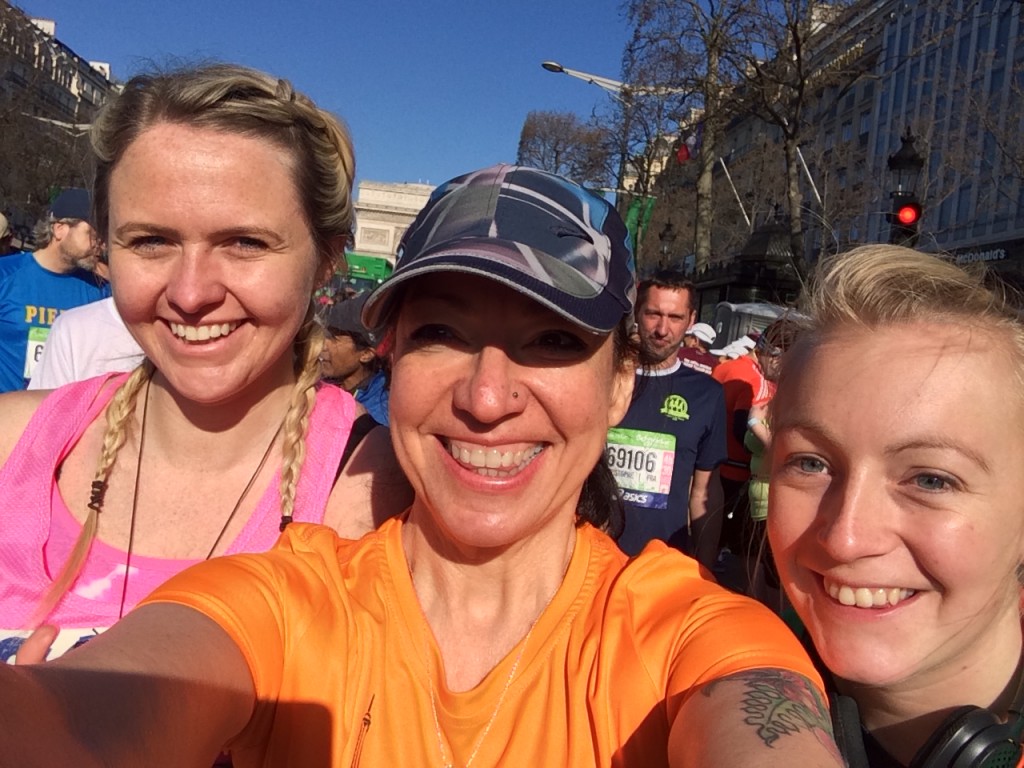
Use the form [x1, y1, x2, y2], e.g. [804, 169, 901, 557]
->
[34, 361, 155, 625]
[278, 302, 325, 530]
[33, 63, 356, 624]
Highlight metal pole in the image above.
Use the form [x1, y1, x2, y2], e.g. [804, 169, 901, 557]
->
[718, 156, 752, 229]
[796, 146, 823, 207]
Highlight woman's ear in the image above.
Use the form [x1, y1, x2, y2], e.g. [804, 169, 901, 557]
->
[607, 356, 635, 428]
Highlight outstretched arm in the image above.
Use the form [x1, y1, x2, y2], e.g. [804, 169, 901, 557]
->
[669, 668, 842, 767]
[1, 604, 254, 766]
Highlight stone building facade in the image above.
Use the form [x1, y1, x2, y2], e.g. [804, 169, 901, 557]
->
[352, 180, 434, 264]
[657, 0, 1023, 285]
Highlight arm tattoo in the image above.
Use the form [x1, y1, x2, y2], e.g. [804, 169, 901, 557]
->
[703, 669, 841, 758]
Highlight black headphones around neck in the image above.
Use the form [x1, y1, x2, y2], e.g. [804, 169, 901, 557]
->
[828, 652, 1024, 768]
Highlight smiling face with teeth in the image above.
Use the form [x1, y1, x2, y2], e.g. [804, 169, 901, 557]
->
[388, 273, 634, 556]
[106, 123, 327, 406]
[767, 323, 1024, 697]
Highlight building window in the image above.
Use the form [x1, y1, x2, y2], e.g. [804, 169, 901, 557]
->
[921, 54, 934, 98]
[995, 9, 1011, 58]
[956, 184, 973, 226]
[989, 66, 1005, 97]
[841, 121, 852, 142]
[937, 196, 952, 230]
[907, 61, 920, 108]
[957, 32, 971, 70]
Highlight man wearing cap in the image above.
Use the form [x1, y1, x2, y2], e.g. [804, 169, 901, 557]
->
[320, 292, 389, 426]
[677, 322, 720, 375]
[0, 188, 108, 391]
[607, 270, 727, 568]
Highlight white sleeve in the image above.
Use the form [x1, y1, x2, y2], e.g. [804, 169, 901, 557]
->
[27, 313, 76, 390]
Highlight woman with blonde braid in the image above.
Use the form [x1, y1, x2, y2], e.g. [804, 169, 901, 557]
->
[0, 63, 409, 661]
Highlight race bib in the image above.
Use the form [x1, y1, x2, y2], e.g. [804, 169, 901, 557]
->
[606, 428, 676, 509]
[23, 325, 49, 380]
[1, 626, 106, 664]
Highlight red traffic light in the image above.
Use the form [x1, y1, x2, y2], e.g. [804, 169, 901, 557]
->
[897, 203, 922, 226]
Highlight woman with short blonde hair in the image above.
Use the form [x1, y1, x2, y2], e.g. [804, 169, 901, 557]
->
[770, 244, 1024, 766]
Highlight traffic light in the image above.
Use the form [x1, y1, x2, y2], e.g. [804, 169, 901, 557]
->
[889, 192, 922, 246]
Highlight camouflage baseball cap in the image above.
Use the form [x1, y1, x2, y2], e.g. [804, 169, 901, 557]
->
[361, 164, 636, 333]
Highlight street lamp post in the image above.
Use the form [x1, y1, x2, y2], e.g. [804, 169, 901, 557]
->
[541, 61, 642, 100]
[541, 61, 686, 201]
[541, 61, 638, 209]
[658, 221, 677, 269]
[22, 114, 92, 136]
[887, 127, 924, 194]
[887, 127, 925, 247]
[542, 60, 688, 272]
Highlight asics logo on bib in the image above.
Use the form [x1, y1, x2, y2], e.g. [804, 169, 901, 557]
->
[623, 491, 651, 505]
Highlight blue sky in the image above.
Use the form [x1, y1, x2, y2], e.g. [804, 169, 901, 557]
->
[16, 0, 631, 189]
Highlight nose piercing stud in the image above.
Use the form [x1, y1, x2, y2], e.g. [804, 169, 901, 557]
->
[512, 391, 519, 399]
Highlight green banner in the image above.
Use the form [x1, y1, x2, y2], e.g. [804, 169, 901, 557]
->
[624, 195, 656, 253]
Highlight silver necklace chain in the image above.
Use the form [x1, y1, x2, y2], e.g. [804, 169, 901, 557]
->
[426, 619, 537, 768]
[417, 533, 574, 767]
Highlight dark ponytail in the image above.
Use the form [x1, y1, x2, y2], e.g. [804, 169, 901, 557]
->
[574, 315, 638, 539]
[576, 457, 626, 538]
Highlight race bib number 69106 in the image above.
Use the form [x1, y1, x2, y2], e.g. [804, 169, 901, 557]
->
[606, 428, 676, 509]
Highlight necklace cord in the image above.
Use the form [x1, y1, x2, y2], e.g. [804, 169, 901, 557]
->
[116, 380, 284, 618]
[118, 377, 150, 619]
[205, 421, 284, 558]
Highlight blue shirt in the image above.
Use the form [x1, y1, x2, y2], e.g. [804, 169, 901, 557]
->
[354, 370, 389, 426]
[608, 361, 727, 556]
[0, 252, 110, 392]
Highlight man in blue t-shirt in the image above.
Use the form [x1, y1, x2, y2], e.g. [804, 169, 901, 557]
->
[607, 270, 727, 568]
[0, 189, 108, 392]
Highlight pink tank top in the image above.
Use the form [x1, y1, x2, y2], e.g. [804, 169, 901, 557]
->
[0, 374, 355, 648]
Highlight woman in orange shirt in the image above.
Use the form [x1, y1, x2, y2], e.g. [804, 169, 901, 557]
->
[1, 159, 843, 766]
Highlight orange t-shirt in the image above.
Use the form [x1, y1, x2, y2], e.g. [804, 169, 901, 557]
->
[712, 355, 776, 482]
[144, 518, 822, 767]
